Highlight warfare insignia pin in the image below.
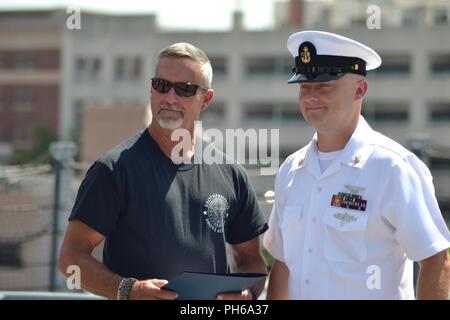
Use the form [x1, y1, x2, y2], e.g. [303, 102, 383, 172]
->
[344, 184, 365, 194]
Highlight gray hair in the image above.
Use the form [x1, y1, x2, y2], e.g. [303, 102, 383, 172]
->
[156, 42, 213, 88]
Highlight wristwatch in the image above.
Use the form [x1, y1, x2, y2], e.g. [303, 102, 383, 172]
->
[117, 277, 138, 300]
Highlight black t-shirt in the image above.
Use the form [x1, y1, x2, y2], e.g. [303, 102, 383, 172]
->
[69, 128, 268, 280]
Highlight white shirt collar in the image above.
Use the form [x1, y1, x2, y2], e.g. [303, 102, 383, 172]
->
[294, 116, 376, 171]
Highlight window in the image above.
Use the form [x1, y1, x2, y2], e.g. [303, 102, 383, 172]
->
[371, 54, 410, 76]
[0, 243, 23, 267]
[210, 57, 227, 78]
[278, 57, 293, 76]
[402, 8, 420, 27]
[114, 56, 142, 81]
[434, 8, 448, 26]
[244, 102, 303, 122]
[38, 50, 59, 69]
[430, 157, 450, 171]
[13, 87, 34, 113]
[245, 102, 274, 120]
[75, 57, 85, 73]
[13, 126, 33, 149]
[244, 56, 292, 77]
[92, 58, 101, 77]
[362, 101, 409, 123]
[279, 102, 302, 121]
[115, 58, 124, 80]
[429, 54, 450, 75]
[429, 102, 450, 122]
[202, 101, 225, 123]
[15, 52, 36, 69]
[245, 58, 275, 77]
[350, 17, 367, 27]
[74, 56, 102, 82]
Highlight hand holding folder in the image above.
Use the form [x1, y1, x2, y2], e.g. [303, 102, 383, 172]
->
[162, 271, 267, 300]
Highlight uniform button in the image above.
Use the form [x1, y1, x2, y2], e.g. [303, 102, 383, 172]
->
[308, 248, 313, 254]
[312, 218, 317, 223]
[317, 186, 322, 192]
[305, 279, 310, 285]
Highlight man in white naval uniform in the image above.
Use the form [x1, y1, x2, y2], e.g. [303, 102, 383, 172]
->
[263, 31, 450, 300]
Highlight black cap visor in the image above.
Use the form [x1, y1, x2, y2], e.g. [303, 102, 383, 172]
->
[287, 72, 346, 84]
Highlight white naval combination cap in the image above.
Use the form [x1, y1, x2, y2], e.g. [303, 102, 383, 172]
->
[287, 30, 382, 83]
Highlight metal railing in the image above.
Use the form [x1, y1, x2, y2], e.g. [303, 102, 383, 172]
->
[0, 291, 104, 300]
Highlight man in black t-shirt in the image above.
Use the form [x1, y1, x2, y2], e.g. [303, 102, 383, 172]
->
[58, 42, 268, 300]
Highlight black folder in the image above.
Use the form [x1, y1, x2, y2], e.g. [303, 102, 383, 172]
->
[162, 271, 267, 300]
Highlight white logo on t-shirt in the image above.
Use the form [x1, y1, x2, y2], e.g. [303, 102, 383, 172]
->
[203, 194, 230, 233]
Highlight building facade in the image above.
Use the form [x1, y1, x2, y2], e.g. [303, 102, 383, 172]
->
[0, 10, 62, 162]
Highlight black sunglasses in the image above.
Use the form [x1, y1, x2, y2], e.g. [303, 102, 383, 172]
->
[151, 77, 208, 97]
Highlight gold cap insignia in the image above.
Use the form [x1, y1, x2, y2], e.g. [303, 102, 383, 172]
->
[301, 46, 311, 64]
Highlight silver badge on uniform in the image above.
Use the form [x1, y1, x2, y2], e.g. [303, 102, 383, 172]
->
[333, 212, 357, 225]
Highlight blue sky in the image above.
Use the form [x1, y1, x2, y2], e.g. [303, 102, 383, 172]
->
[0, 0, 281, 30]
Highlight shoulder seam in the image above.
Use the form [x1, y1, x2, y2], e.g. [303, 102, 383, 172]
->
[371, 132, 410, 161]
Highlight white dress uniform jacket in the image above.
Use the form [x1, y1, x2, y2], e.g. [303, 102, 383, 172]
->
[263, 116, 450, 299]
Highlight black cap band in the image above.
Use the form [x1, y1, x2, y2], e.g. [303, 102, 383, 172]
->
[293, 55, 367, 76]
[291, 41, 367, 79]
